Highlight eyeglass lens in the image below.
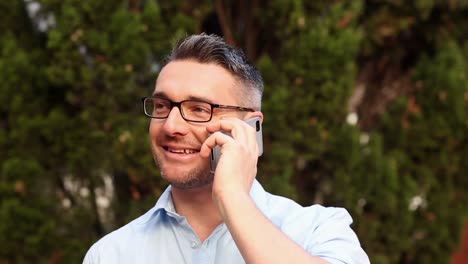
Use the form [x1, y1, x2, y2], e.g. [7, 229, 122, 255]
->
[144, 98, 213, 122]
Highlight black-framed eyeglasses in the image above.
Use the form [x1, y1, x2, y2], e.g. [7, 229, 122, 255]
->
[142, 96, 255, 122]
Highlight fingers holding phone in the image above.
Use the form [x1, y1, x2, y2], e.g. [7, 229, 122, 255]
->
[200, 117, 263, 197]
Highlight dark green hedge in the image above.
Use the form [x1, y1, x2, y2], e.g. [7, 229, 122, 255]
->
[0, 1, 466, 263]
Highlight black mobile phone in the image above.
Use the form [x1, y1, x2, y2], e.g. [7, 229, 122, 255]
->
[210, 117, 263, 172]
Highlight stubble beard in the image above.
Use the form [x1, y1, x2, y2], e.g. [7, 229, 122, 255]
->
[152, 145, 214, 189]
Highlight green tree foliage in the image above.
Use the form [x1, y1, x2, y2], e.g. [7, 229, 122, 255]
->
[1, 0, 195, 262]
[0, 0, 466, 263]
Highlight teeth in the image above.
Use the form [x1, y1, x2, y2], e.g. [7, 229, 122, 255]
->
[168, 148, 196, 154]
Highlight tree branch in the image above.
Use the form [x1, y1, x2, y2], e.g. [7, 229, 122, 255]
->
[129, 0, 140, 13]
[215, 0, 236, 45]
[243, 0, 260, 60]
[89, 175, 104, 236]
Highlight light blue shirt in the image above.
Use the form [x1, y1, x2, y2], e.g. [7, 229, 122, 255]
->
[84, 180, 369, 264]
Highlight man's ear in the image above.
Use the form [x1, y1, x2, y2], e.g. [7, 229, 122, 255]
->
[244, 111, 264, 124]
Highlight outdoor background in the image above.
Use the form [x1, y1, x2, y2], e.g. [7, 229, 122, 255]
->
[0, 0, 467, 263]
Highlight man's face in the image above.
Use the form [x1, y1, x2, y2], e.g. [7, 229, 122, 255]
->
[149, 60, 243, 189]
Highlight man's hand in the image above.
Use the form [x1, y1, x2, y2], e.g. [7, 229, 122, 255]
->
[200, 117, 259, 213]
[200, 117, 331, 264]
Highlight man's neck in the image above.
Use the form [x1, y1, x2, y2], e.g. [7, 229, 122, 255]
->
[171, 184, 223, 242]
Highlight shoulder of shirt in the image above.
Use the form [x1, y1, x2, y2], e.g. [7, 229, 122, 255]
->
[84, 186, 172, 261]
[85, 206, 160, 256]
[251, 181, 369, 264]
[251, 180, 353, 228]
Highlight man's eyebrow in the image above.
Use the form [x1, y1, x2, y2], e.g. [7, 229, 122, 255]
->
[152, 91, 167, 97]
[187, 95, 216, 104]
[151, 92, 216, 104]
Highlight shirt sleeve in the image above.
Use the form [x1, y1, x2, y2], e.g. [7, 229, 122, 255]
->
[303, 206, 370, 264]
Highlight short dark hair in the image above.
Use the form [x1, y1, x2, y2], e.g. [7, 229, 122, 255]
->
[162, 33, 263, 110]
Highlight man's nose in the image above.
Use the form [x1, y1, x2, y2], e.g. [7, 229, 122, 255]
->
[161, 106, 189, 136]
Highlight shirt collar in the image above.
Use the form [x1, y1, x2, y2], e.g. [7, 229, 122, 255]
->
[154, 185, 176, 213]
[131, 185, 174, 226]
[139, 179, 270, 225]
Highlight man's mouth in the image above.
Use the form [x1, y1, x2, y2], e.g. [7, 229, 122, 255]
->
[164, 147, 199, 154]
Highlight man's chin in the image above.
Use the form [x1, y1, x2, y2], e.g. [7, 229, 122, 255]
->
[168, 176, 214, 189]
[160, 166, 213, 189]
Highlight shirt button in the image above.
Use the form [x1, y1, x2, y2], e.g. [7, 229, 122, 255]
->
[190, 241, 198, 249]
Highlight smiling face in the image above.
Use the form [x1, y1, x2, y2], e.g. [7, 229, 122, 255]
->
[149, 60, 244, 189]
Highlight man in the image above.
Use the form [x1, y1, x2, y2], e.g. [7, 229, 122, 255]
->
[84, 33, 370, 264]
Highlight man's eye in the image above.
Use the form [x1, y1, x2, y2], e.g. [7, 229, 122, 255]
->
[191, 105, 210, 113]
[154, 103, 167, 109]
